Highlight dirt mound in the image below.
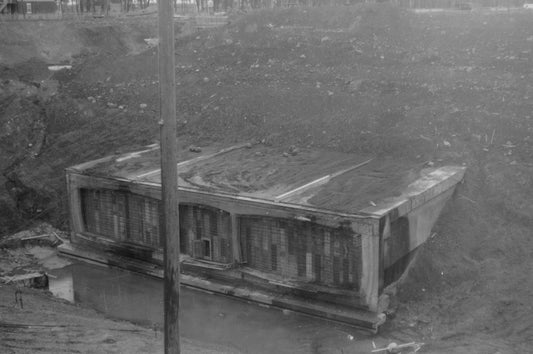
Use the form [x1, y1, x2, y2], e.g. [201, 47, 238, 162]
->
[0, 17, 162, 233]
[0, 19, 157, 66]
[393, 163, 533, 353]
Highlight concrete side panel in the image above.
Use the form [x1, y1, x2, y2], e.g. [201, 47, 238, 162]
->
[384, 187, 455, 269]
[67, 173, 85, 243]
[406, 187, 454, 251]
[352, 219, 379, 237]
[361, 233, 380, 312]
[381, 185, 457, 288]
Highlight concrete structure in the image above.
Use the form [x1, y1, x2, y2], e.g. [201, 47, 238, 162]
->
[59, 142, 465, 331]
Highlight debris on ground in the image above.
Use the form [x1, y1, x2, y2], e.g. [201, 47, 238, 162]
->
[372, 341, 424, 353]
[0, 223, 67, 249]
[0, 271, 48, 289]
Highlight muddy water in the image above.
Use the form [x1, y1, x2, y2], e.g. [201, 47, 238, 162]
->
[48, 263, 374, 353]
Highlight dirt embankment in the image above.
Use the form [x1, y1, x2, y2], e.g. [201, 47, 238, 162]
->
[0, 282, 237, 354]
[0, 18, 162, 234]
[1, 4, 533, 352]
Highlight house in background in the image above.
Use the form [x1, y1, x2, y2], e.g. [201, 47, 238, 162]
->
[0, 0, 58, 17]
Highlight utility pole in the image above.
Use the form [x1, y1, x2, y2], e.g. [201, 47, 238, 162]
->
[158, 0, 180, 352]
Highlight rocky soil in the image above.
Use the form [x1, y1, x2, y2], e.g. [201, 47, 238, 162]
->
[1, 3, 533, 353]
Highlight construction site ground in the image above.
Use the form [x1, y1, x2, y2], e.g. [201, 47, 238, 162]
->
[1, 4, 532, 353]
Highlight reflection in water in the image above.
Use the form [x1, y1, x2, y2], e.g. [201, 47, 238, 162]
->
[48, 263, 371, 354]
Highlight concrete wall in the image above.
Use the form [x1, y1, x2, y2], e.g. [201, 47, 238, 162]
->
[381, 188, 455, 287]
[81, 188, 162, 248]
[179, 204, 232, 264]
[240, 215, 362, 289]
[75, 184, 365, 290]
[65, 171, 388, 311]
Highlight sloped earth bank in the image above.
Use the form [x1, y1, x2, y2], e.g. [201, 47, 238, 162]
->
[0, 285, 234, 354]
[1, 4, 532, 352]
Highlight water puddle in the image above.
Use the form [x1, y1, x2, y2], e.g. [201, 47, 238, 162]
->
[48, 263, 374, 353]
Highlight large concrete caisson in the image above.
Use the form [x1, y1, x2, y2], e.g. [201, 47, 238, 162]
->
[60, 143, 465, 331]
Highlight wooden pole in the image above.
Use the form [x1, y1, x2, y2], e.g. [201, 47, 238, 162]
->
[158, 0, 180, 352]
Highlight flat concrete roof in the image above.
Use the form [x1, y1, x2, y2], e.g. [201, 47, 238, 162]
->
[68, 143, 465, 216]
